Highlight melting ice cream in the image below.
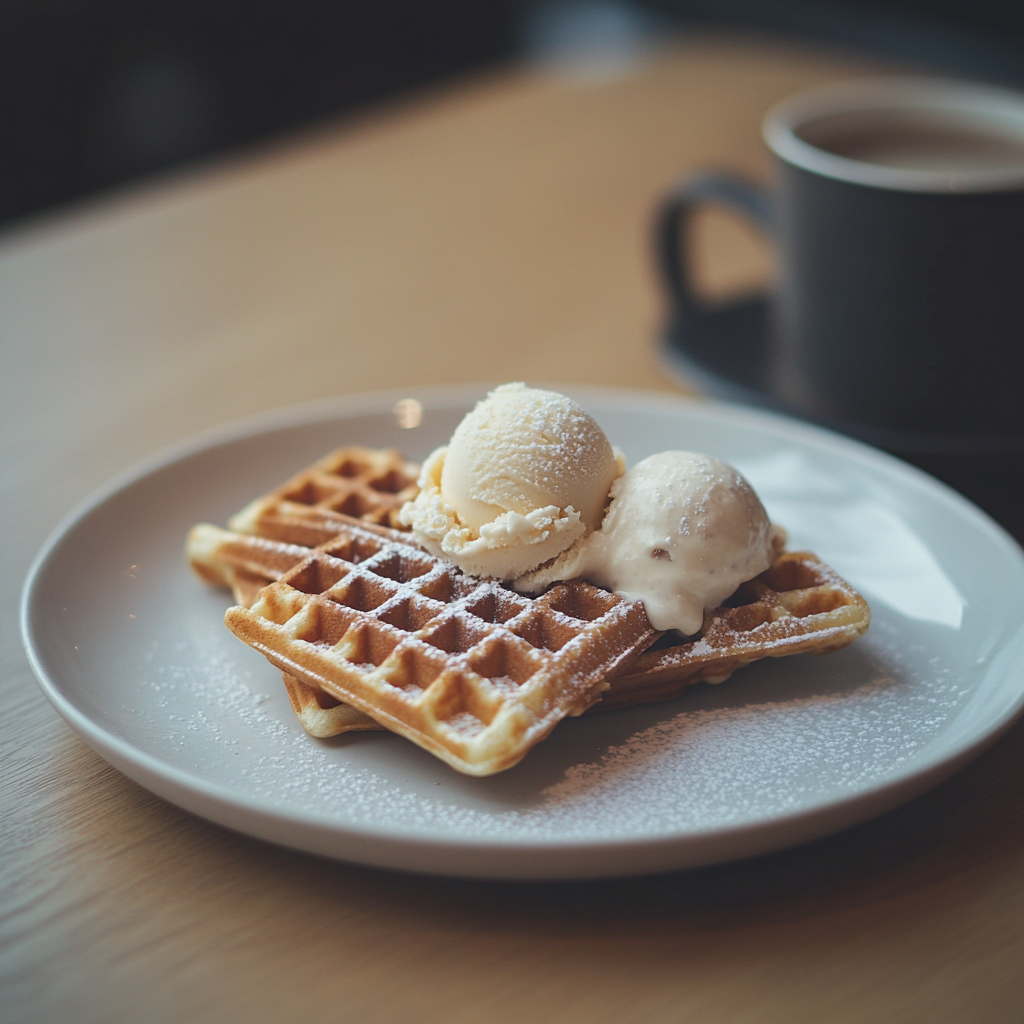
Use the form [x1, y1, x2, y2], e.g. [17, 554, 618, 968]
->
[515, 451, 776, 634]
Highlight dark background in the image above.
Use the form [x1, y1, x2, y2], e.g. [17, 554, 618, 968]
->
[2, 0, 1024, 230]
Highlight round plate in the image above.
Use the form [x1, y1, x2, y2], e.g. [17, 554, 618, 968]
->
[20, 385, 1024, 880]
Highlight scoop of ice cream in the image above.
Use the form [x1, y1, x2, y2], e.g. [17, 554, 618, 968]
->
[441, 383, 619, 533]
[515, 451, 775, 634]
[399, 383, 622, 579]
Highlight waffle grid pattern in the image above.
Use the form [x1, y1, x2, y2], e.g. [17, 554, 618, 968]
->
[191, 527, 869, 735]
[229, 446, 419, 546]
[225, 522, 655, 775]
[602, 551, 870, 710]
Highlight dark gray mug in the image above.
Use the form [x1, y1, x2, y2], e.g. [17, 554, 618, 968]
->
[658, 78, 1024, 441]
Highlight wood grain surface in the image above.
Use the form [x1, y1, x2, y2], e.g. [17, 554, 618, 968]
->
[3, 34, 1022, 1023]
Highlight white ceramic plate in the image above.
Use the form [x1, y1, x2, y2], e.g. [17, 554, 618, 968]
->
[21, 386, 1024, 880]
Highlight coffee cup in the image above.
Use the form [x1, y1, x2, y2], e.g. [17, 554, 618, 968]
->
[657, 78, 1024, 448]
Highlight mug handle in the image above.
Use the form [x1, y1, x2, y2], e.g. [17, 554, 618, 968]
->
[656, 172, 774, 332]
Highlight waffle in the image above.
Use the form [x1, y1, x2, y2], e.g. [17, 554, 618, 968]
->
[188, 445, 418, 605]
[188, 521, 384, 735]
[223, 519, 657, 776]
[188, 445, 420, 739]
[281, 672, 383, 736]
[597, 550, 870, 711]
[191, 524, 869, 736]
[230, 445, 419, 544]
[188, 525, 314, 608]
[276, 549, 870, 736]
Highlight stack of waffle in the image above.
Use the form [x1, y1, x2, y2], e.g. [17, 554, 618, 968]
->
[187, 446, 870, 775]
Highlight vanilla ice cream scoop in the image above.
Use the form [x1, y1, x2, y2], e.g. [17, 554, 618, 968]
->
[399, 384, 623, 579]
[515, 451, 776, 634]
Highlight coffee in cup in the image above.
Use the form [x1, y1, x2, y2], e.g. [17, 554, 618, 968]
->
[658, 77, 1024, 444]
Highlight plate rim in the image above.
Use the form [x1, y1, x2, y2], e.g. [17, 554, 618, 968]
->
[19, 384, 1024, 879]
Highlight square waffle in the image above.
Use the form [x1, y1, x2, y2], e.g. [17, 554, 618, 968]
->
[222, 520, 657, 776]
[193, 524, 869, 738]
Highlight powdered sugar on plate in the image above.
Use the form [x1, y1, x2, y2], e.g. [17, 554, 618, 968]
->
[132, 599, 967, 843]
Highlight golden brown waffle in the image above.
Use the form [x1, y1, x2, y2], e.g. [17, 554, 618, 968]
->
[281, 551, 868, 732]
[188, 525, 315, 608]
[281, 672, 382, 737]
[187, 445, 419, 739]
[191, 525, 869, 736]
[223, 519, 657, 776]
[188, 519, 390, 736]
[229, 445, 419, 545]
[599, 550, 870, 711]
[188, 445, 418, 608]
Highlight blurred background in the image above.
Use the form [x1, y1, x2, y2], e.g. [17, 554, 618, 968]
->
[3, 0, 1024, 230]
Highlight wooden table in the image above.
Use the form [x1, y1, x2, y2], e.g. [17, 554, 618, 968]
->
[4, 35, 1022, 1023]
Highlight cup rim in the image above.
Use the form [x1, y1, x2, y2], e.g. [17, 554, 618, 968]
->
[763, 77, 1024, 193]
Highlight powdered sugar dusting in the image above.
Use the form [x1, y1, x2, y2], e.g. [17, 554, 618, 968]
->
[538, 677, 906, 829]
[133, 603, 971, 844]
[443, 383, 618, 526]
